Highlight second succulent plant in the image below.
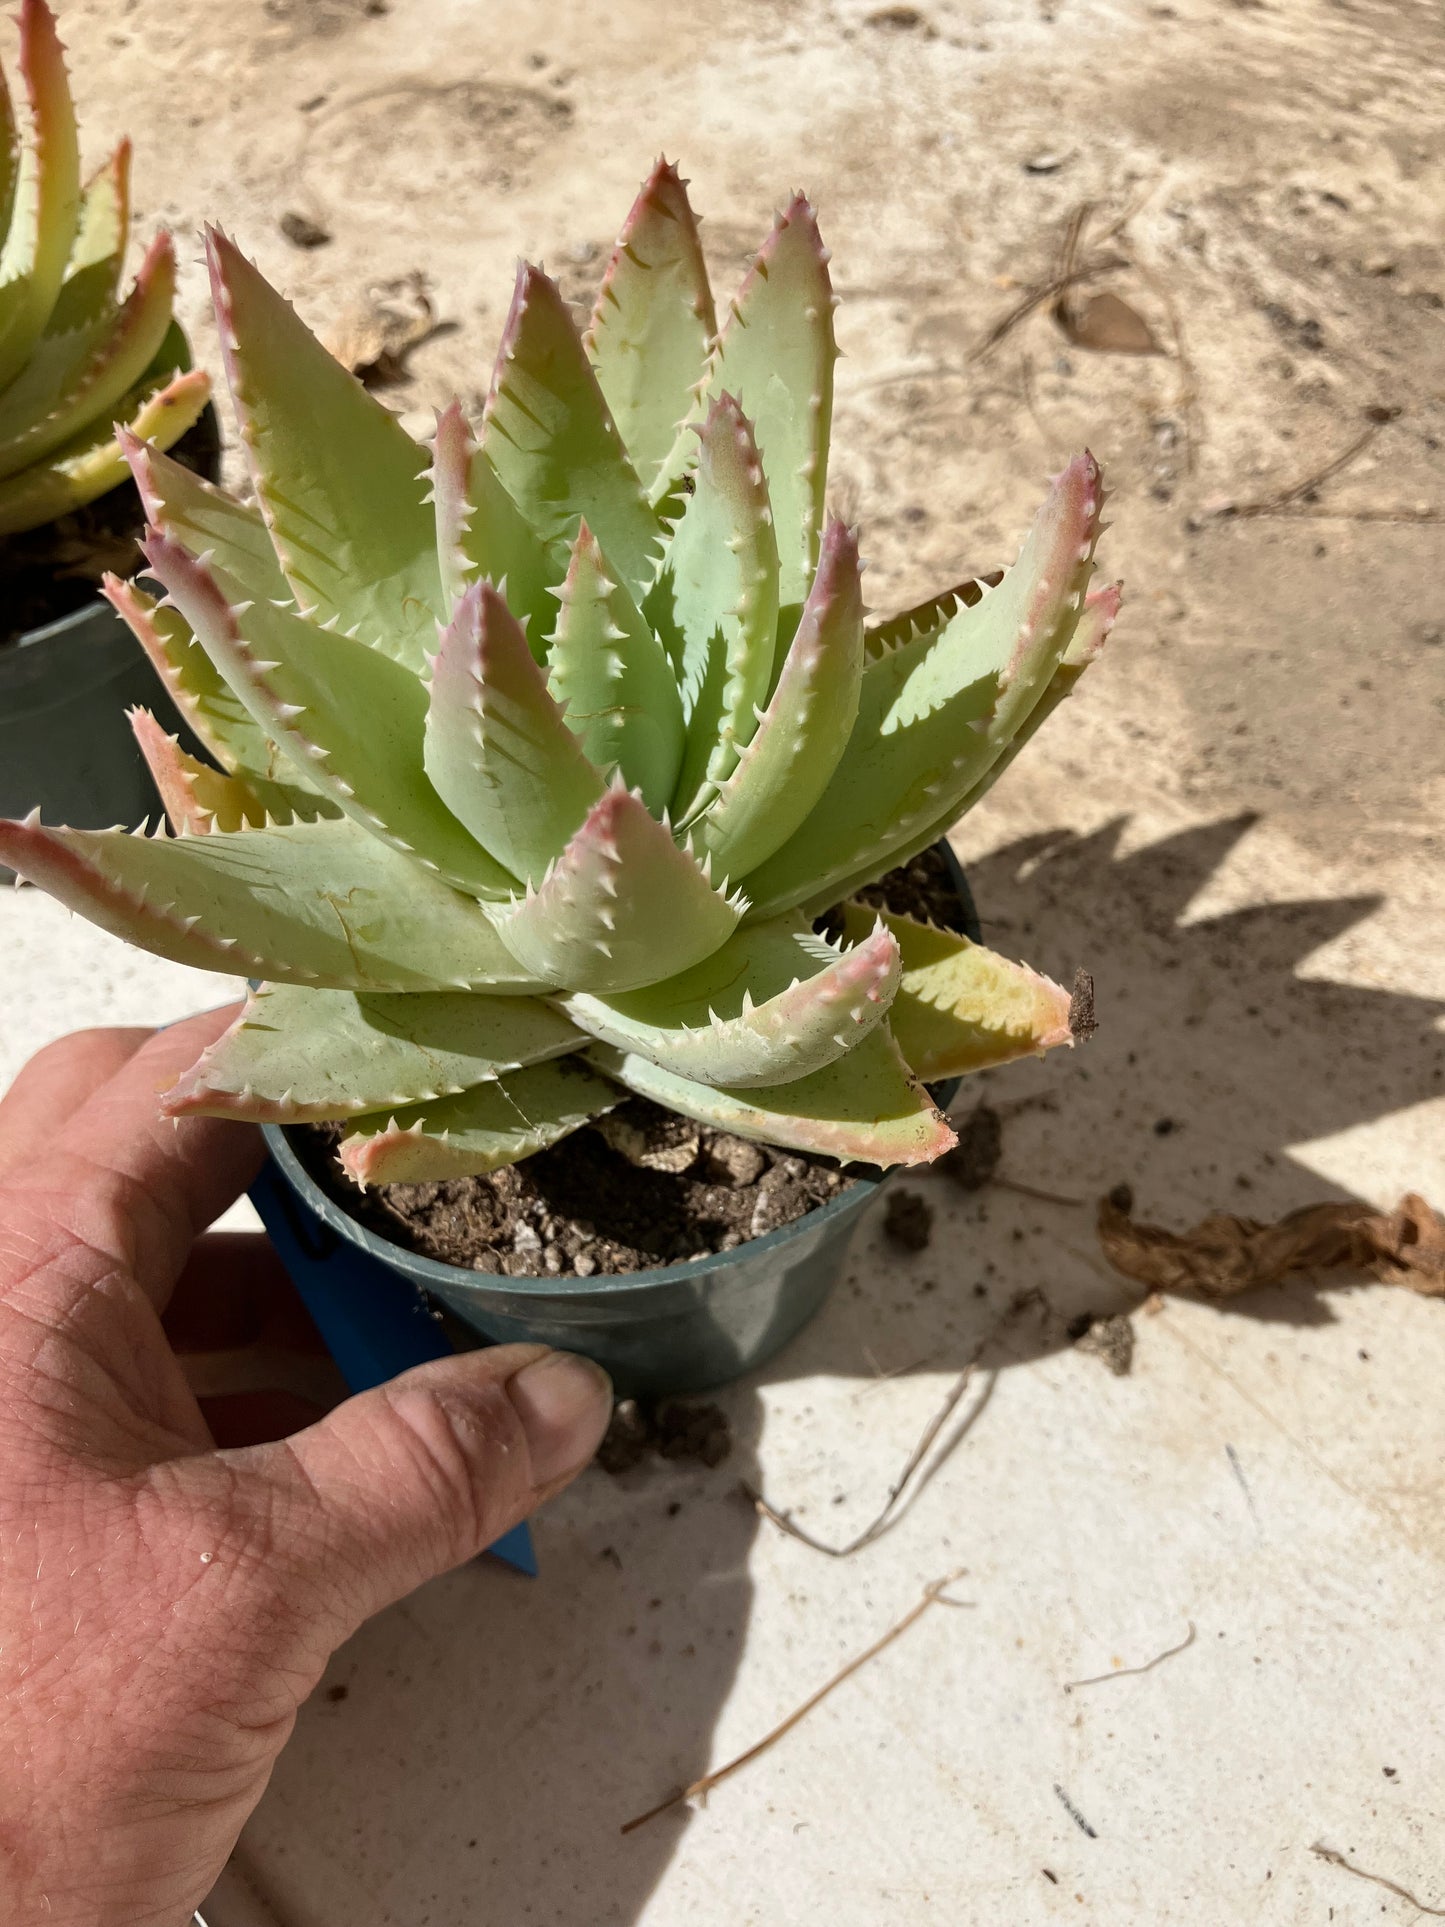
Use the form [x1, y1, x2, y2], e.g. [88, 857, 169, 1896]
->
[0, 0, 206, 537]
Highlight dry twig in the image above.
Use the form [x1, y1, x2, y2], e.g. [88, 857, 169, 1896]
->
[744, 1356, 989, 1556]
[1130, 253, 1202, 471]
[971, 258, 1126, 361]
[1226, 502, 1445, 526]
[1211, 422, 1383, 518]
[745, 1294, 1046, 1558]
[995, 1176, 1085, 1208]
[621, 1570, 971, 1834]
[1063, 1620, 1196, 1692]
[1309, 1841, 1445, 1916]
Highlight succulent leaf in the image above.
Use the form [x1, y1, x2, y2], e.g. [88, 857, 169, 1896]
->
[938, 578, 1120, 815]
[864, 571, 1001, 662]
[839, 903, 1074, 1079]
[589, 1023, 955, 1168]
[744, 454, 1105, 918]
[692, 514, 863, 879]
[558, 912, 899, 1088]
[338, 1056, 621, 1187]
[482, 262, 661, 599]
[0, 0, 80, 393]
[0, 44, 18, 259]
[0, 228, 176, 480]
[658, 194, 834, 607]
[127, 706, 331, 835]
[429, 399, 558, 646]
[0, 814, 544, 992]
[47, 137, 128, 335]
[206, 226, 442, 671]
[585, 157, 715, 492]
[807, 581, 1122, 910]
[651, 393, 780, 818]
[124, 426, 291, 604]
[424, 577, 606, 887]
[545, 519, 684, 813]
[145, 531, 513, 899]
[103, 571, 297, 784]
[162, 983, 584, 1122]
[0, 362, 205, 536]
[492, 783, 745, 993]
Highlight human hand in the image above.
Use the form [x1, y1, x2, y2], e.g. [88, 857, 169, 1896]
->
[0, 1010, 613, 1927]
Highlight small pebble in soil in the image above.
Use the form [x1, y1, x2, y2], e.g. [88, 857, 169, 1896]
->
[883, 1188, 934, 1251]
[707, 1135, 768, 1188]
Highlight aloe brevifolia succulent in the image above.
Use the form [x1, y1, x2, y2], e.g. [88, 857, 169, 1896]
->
[0, 0, 206, 536]
[0, 161, 1120, 1191]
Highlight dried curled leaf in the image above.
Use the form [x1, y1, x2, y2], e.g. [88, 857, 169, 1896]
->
[1097, 1193, 1445, 1300]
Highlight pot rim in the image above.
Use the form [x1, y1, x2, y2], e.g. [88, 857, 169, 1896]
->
[10, 591, 121, 652]
[261, 844, 979, 1303]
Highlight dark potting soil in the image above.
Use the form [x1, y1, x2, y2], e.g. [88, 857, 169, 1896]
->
[0, 406, 221, 650]
[824, 841, 971, 940]
[294, 846, 972, 1278]
[299, 1103, 854, 1277]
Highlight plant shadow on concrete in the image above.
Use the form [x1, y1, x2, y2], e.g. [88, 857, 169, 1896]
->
[246, 813, 1444, 1925]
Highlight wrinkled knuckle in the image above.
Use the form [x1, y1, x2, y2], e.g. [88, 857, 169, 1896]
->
[381, 1380, 520, 1563]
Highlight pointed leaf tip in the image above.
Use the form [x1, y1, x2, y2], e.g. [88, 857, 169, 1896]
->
[424, 574, 605, 885]
[484, 256, 661, 598]
[495, 785, 743, 993]
[587, 162, 715, 490]
[204, 226, 443, 672]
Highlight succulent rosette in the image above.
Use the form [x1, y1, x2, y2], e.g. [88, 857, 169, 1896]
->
[0, 0, 206, 536]
[0, 161, 1119, 1185]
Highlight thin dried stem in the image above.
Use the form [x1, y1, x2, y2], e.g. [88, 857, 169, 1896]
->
[1130, 254, 1201, 473]
[744, 1294, 1043, 1558]
[1216, 423, 1382, 517]
[1232, 503, 1444, 526]
[970, 257, 1125, 362]
[621, 1570, 971, 1835]
[1309, 1842, 1445, 1916]
[1063, 1620, 1197, 1692]
[744, 1355, 987, 1557]
[994, 1175, 1085, 1208]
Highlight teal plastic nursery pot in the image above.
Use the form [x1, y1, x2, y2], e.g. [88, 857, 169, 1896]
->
[0, 408, 221, 874]
[262, 847, 979, 1396]
[0, 598, 183, 865]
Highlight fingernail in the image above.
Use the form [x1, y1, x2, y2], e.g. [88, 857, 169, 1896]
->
[507, 1350, 613, 1488]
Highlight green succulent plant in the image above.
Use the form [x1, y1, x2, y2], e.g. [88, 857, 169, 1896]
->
[0, 160, 1120, 1185]
[0, 0, 207, 537]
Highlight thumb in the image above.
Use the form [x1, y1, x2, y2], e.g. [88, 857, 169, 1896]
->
[234, 1343, 612, 1639]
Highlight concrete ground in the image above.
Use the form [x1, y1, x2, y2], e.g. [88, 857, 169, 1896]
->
[3, 0, 1443, 1920]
